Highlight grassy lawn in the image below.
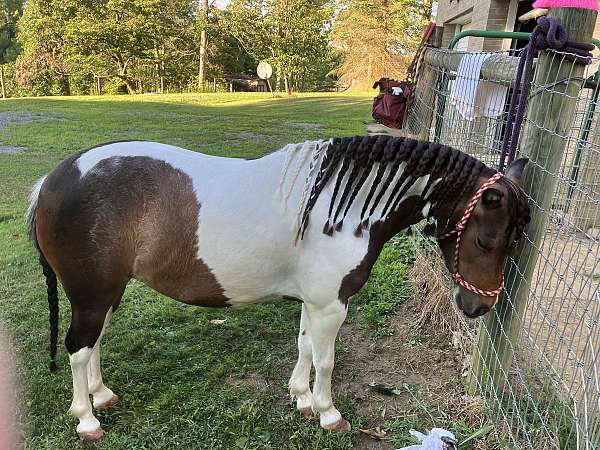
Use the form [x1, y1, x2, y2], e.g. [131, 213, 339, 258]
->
[0, 93, 485, 449]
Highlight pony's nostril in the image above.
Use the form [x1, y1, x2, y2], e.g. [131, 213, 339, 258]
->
[474, 306, 490, 317]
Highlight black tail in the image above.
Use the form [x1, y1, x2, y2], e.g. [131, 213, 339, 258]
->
[40, 253, 59, 372]
[40, 252, 58, 372]
[26, 176, 58, 372]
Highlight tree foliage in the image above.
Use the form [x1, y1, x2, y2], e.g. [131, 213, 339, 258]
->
[223, 0, 335, 93]
[4, 0, 428, 97]
[331, 0, 433, 89]
[0, 0, 23, 64]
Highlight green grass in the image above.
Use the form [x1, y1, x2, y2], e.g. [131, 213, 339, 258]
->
[0, 92, 423, 449]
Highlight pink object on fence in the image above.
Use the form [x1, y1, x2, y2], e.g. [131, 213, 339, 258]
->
[532, 0, 599, 9]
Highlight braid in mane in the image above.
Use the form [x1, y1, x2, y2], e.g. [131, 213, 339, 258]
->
[421, 144, 448, 200]
[339, 137, 384, 236]
[357, 138, 395, 230]
[331, 136, 373, 232]
[297, 135, 503, 241]
[323, 137, 360, 235]
[386, 141, 442, 216]
[380, 140, 427, 218]
[297, 139, 342, 240]
[430, 151, 467, 215]
[365, 138, 412, 221]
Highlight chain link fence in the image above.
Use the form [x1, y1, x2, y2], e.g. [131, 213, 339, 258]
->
[402, 45, 600, 449]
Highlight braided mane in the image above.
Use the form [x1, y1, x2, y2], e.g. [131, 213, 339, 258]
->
[295, 135, 529, 241]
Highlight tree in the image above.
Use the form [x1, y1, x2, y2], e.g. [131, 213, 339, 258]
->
[197, 0, 209, 90]
[331, 0, 433, 89]
[16, 0, 74, 95]
[224, 0, 333, 94]
[57, 0, 196, 94]
[0, 0, 23, 98]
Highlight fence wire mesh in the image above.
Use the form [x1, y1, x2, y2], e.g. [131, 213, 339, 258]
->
[402, 46, 600, 449]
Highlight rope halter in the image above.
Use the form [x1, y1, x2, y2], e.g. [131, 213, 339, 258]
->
[439, 172, 505, 298]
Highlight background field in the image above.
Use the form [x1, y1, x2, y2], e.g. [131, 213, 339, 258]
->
[0, 93, 487, 449]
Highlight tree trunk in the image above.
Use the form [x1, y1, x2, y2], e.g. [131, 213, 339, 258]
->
[155, 46, 162, 93]
[275, 70, 281, 92]
[122, 77, 136, 94]
[0, 65, 5, 99]
[198, 0, 209, 91]
[58, 74, 70, 96]
[284, 74, 292, 95]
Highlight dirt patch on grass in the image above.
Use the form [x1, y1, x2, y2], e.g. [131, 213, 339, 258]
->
[225, 371, 273, 392]
[0, 145, 25, 154]
[337, 300, 482, 449]
[283, 122, 324, 131]
[0, 111, 60, 130]
[0, 111, 62, 154]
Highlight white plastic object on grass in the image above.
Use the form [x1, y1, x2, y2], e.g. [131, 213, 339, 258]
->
[396, 428, 457, 450]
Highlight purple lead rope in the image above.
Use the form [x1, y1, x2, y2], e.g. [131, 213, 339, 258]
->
[498, 16, 594, 172]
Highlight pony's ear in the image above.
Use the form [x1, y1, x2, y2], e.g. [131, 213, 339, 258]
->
[505, 158, 528, 186]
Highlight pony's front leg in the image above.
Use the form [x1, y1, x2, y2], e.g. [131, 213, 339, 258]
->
[289, 304, 314, 418]
[305, 301, 349, 431]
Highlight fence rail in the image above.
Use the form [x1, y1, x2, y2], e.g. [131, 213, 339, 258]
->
[403, 9, 600, 449]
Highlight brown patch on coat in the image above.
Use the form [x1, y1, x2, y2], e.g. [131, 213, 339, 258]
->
[131, 160, 227, 306]
[338, 196, 425, 303]
[36, 154, 228, 320]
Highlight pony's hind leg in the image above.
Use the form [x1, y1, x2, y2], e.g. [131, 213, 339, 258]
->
[87, 308, 119, 410]
[65, 283, 125, 443]
[289, 304, 314, 418]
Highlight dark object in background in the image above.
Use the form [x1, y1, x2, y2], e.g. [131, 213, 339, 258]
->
[371, 22, 436, 130]
[371, 78, 413, 129]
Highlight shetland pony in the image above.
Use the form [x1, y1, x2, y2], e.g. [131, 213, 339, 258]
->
[27, 136, 530, 442]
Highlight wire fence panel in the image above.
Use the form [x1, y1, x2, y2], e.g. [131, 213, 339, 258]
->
[403, 46, 600, 449]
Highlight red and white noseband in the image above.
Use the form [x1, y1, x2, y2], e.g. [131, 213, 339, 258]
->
[439, 172, 504, 298]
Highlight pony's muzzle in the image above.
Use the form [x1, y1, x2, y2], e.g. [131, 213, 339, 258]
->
[454, 288, 492, 318]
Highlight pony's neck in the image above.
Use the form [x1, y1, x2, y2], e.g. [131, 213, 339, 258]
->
[320, 160, 437, 239]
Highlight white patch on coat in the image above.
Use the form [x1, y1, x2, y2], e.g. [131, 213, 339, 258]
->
[75, 141, 432, 308]
[69, 347, 101, 434]
[88, 308, 115, 408]
[26, 175, 47, 238]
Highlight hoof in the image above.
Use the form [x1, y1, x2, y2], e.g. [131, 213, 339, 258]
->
[78, 427, 105, 444]
[298, 407, 314, 419]
[95, 394, 119, 411]
[323, 418, 351, 432]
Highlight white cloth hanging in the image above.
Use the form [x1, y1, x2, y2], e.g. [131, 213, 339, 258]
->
[449, 53, 507, 121]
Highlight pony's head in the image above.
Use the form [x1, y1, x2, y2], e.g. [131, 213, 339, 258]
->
[435, 158, 531, 318]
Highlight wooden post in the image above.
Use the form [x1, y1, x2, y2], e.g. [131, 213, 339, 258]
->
[467, 7, 598, 395]
[213, 77, 216, 92]
[229, 82, 233, 93]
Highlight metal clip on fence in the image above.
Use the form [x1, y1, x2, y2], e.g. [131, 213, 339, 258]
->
[498, 16, 595, 172]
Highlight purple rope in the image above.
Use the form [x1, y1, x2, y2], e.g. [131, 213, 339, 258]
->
[498, 16, 594, 172]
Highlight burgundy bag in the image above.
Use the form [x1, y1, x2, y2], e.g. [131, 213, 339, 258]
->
[372, 79, 414, 129]
[371, 22, 435, 130]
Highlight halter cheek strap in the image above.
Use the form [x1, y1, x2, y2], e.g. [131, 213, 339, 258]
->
[439, 172, 505, 298]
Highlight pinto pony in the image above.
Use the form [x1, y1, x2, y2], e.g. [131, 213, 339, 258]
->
[27, 136, 530, 442]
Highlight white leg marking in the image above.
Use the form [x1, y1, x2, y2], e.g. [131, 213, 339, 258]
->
[69, 347, 101, 434]
[289, 304, 313, 413]
[87, 308, 116, 408]
[305, 302, 348, 429]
